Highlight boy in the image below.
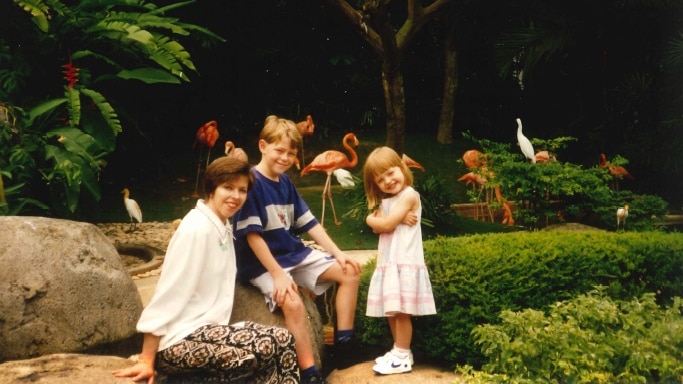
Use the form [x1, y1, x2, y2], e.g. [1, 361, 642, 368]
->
[233, 115, 361, 383]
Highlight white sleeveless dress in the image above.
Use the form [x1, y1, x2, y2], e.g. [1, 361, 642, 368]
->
[366, 187, 437, 317]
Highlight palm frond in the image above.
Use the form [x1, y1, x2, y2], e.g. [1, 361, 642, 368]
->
[664, 32, 683, 67]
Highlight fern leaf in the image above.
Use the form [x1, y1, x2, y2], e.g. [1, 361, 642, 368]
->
[79, 88, 122, 136]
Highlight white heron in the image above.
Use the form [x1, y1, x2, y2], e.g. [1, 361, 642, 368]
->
[617, 205, 629, 231]
[121, 188, 142, 232]
[516, 118, 536, 163]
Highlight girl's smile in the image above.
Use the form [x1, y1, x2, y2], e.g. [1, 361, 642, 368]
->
[375, 166, 405, 195]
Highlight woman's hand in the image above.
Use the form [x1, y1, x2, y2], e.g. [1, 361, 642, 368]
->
[112, 360, 156, 384]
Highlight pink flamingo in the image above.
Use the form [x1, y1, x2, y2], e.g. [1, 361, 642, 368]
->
[300, 133, 359, 227]
[296, 115, 315, 169]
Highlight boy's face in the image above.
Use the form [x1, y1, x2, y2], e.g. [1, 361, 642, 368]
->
[258, 137, 298, 176]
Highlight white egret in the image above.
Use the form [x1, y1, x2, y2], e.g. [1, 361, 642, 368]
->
[617, 205, 629, 231]
[121, 188, 142, 232]
[516, 118, 536, 163]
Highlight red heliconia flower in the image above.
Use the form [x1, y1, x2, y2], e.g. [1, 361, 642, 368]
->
[62, 60, 79, 88]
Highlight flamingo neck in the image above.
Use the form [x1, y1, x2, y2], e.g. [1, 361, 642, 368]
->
[342, 135, 358, 167]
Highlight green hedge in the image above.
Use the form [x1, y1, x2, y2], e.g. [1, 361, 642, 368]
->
[353, 230, 683, 368]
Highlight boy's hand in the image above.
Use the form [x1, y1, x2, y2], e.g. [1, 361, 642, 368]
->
[335, 253, 361, 275]
[272, 273, 298, 305]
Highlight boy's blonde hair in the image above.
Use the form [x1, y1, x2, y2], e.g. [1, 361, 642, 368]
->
[260, 115, 302, 149]
[363, 146, 413, 209]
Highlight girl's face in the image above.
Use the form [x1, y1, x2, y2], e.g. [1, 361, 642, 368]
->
[206, 175, 249, 222]
[374, 166, 405, 195]
[258, 137, 298, 179]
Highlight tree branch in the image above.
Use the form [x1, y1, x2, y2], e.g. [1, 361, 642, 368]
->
[397, 0, 454, 53]
[324, 0, 384, 54]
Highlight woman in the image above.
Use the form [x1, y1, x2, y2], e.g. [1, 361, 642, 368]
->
[113, 157, 299, 384]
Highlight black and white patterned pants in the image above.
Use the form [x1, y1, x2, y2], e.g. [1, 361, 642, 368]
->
[156, 321, 299, 384]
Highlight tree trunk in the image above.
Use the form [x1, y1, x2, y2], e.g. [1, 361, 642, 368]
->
[381, 58, 407, 154]
[437, 28, 457, 144]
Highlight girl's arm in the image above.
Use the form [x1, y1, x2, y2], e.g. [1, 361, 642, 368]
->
[366, 189, 418, 233]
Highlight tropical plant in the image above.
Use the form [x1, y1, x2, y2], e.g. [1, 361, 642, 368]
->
[461, 131, 668, 230]
[0, 0, 223, 216]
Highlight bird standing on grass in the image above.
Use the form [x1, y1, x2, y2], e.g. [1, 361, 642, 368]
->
[516, 118, 536, 163]
[192, 120, 221, 197]
[296, 115, 315, 168]
[300, 132, 359, 227]
[121, 188, 142, 232]
[617, 205, 629, 231]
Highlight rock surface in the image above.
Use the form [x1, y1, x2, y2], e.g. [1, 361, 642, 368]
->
[0, 216, 142, 361]
[0, 220, 458, 383]
[0, 353, 136, 383]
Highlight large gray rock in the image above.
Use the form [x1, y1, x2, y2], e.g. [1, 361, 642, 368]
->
[0, 216, 142, 361]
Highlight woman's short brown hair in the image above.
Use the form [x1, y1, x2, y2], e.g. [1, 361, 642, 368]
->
[203, 156, 253, 196]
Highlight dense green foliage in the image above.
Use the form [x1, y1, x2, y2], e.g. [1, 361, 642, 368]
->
[353, 231, 683, 369]
[458, 289, 683, 383]
[0, 0, 221, 216]
[460, 133, 670, 230]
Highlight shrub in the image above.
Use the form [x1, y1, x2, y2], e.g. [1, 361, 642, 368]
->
[457, 289, 683, 383]
[353, 231, 683, 369]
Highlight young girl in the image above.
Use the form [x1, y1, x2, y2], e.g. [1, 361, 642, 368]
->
[363, 146, 437, 375]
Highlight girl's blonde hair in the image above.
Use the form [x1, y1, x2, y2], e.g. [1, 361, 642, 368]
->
[363, 146, 413, 209]
[260, 115, 302, 148]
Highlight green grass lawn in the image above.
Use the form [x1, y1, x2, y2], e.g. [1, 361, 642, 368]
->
[88, 130, 514, 249]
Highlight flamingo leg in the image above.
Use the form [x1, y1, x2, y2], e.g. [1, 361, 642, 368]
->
[301, 143, 305, 169]
[192, 148, 203, 198]
[485, 187, 494, 222]
[326, 176, 341, 226]
[320, 174, 332, 227]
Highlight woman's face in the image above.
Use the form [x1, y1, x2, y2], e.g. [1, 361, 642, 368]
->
[206, 175, 249, 221]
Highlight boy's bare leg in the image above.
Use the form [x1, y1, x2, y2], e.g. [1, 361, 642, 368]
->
[319, 263, 360, 330]
[281, 294, 316, 369]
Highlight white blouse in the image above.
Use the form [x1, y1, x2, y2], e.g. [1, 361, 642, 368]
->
[136, 200, 236, 351]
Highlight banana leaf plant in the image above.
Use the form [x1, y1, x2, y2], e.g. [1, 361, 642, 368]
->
[1, 0, 223, 215]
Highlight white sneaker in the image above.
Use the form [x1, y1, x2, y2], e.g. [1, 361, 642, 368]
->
[372, 352, 412, 375]
[374, 350, 414, 365]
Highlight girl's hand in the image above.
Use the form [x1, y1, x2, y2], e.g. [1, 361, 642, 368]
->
[402, 210, 418, 226]
[272, 273, 298, 305]
[112, 361, 156, 384]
